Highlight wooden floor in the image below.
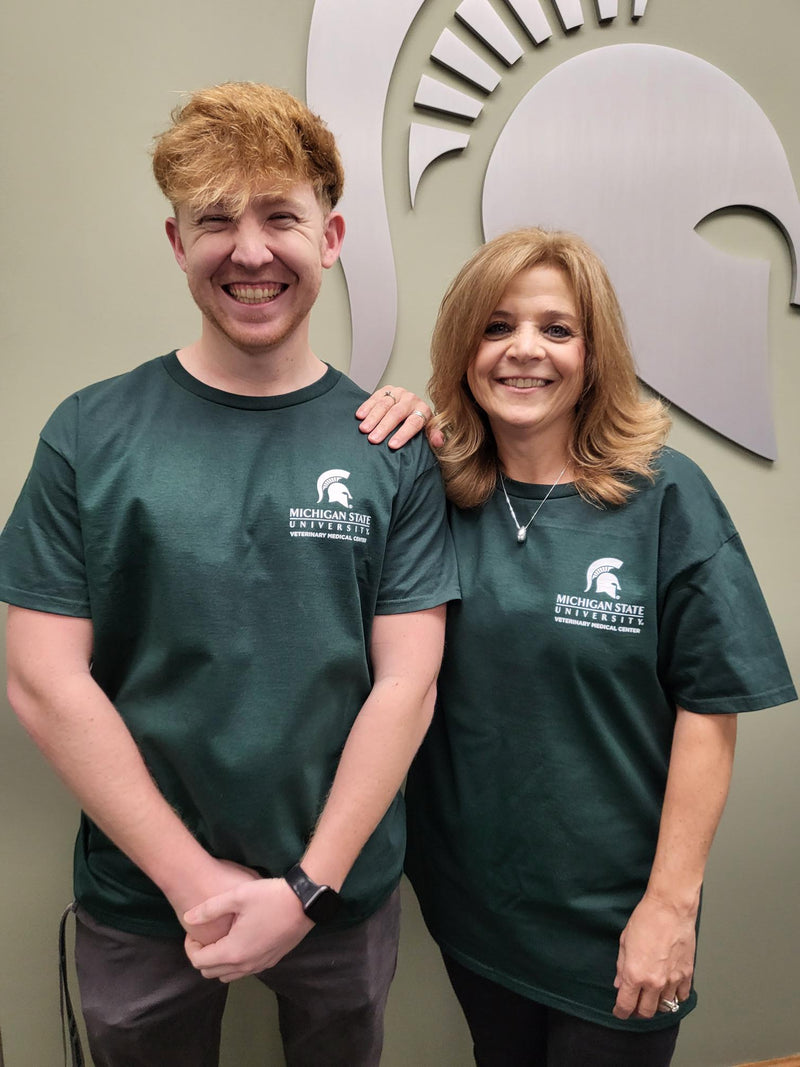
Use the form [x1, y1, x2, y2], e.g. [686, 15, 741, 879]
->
[734, 1057, 800, 1067]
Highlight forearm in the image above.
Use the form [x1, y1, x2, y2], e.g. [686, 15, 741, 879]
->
[613, 705, 738, 1017]
[6, 609, 219, 913]
[181, 606, 446, 981]
[302, 606, 446, 889]
[301, 679, 437, 889]
[644, 706, 738, 914]
[184, 681, 436, 980]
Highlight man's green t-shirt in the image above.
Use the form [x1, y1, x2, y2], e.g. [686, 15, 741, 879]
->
[405, 448, 795, 1030]
[0, 355, 459, 936]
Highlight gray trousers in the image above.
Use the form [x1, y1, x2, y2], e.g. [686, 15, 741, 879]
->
[74, 890, 400, 1067]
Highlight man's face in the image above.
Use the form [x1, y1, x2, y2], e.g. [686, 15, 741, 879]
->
[165, 181, 344, 356]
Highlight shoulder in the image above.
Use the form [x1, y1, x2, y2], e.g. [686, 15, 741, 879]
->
[652, 447, 715, 490]
[48, 357, 167, 418]
[326, 369, 370, 407]
[652, 448, 732, 522]
[326, 371, 440, 477]
[41, 357, 170, 458]
[638, 448, 739, 572]
[627, 448, 729, 517]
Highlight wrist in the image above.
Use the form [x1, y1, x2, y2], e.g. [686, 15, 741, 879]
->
[156, 847, 224, 912]
[642, 880, 701, 918]
[299, 840, 351, 894]
[284, 863, 342, 924]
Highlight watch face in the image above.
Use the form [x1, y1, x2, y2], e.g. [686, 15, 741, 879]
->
[285, 864, 342, 923]
[305, 886, 342, 923]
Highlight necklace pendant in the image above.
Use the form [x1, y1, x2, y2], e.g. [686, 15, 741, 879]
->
[517, 527, 527, 544]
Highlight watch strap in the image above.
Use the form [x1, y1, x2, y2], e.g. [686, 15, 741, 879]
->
[284, 863, 342, 923]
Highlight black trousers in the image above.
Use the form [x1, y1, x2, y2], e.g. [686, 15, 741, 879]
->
[444, 954, 680, 1067]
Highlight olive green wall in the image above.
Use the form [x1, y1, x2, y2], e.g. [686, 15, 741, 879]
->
[1, 2, 797, 1065]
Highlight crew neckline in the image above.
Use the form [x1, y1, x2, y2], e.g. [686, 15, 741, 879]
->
[497, 475, 579, 501]
[160, 351, 340, 410]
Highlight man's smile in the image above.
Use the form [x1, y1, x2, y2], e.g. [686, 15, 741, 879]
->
[223, 282, 288, 304]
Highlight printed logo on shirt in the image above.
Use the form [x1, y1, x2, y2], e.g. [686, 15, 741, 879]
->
[552, 557, 645, 635]
[288, 467, 373, 544]
[584, 557, 623, 599]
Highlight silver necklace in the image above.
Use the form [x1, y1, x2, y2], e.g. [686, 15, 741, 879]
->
[498, 463, 569, 544]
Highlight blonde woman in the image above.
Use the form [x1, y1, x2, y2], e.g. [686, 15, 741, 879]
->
[359, 229, 795, 1067]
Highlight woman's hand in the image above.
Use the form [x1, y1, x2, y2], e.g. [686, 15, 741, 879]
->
[612, 891, 696, 1019]
[613, 709, 736, 1020]
[355, 387, 442, 449]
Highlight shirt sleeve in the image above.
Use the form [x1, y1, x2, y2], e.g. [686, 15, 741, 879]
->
[375, 447, 460, 615]
[657, 532, 796, 715]
[0, 428, 91, 617]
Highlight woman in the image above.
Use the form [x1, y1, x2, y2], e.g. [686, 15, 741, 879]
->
[357, 229, 796, 1066]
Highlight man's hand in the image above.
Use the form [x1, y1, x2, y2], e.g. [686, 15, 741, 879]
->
[170, 858, 262, 948]
[356, 387, 442, 449]
[182, 876, 314, 982]
[612, 892, 695, 1019]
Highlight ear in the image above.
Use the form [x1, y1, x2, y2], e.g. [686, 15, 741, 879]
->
[165, 216, 188, 273]
[320, 211, 346, 269]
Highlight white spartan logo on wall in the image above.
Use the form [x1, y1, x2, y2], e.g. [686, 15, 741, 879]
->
[317, 469, 353, 508]
[307, 0, 800, 461]
[585, 558, 623, 600]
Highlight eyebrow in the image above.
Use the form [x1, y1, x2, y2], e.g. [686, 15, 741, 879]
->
[253, 193, 306, 211]
[188, 193, 307, 221]
[489, 306, 581, 324]
[187, 203, 230, 221]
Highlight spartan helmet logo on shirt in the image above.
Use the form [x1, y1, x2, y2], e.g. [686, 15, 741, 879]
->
[585, 558, 623, 600]
[316, 469, 353, 508]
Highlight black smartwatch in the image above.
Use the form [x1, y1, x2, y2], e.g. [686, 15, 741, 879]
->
[284, 863, 342, 923]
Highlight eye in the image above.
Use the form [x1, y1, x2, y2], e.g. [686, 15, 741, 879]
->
[269, 212, 298, 226]
[484, 320, 512, 338]
[543, 323, 574, 340]
[196, 213, 232, 229]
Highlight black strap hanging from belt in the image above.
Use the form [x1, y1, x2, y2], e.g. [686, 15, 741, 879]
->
[58, 902, 86, 1067]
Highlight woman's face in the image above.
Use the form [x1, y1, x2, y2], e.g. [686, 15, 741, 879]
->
[466, 265, 586, 456]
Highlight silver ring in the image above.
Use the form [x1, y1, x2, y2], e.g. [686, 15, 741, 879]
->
[411, 409, 428, 422]
[383, 390, 397, 404]
[658, 997, 680, 1014]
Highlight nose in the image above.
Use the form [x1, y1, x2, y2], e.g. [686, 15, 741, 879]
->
[507, 323, 545, 360]
[230, 218, 274, 269]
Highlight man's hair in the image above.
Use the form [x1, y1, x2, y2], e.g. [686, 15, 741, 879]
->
[428, 228, 670, 509]
[152, 82, 344, 214]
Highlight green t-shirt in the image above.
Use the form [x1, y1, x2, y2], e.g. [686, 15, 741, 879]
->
[0, 355, 459, 936]
[405, 448, 795, 1030]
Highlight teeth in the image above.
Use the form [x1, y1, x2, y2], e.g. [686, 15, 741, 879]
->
[227, 284, 283, 304]
[503, 377, 550, 388]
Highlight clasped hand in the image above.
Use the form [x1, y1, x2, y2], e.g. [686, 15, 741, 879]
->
[182, 876, 314, 983]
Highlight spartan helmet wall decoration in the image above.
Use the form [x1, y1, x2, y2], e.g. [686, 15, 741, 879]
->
[307, 0, 800, 459]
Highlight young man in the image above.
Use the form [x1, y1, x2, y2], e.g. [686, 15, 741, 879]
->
[0, 83, 458, 1067]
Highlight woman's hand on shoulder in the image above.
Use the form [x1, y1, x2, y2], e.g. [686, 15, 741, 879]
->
[355, 386, 443, 450]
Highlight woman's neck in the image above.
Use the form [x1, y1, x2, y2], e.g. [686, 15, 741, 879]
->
[496, 438, 572, 485]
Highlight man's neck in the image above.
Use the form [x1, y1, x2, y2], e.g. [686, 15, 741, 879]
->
[176, 326, 327, 397]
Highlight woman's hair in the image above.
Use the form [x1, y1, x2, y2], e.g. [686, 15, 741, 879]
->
[152, 82, 344, 215]
[428, 228, 670, 509]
